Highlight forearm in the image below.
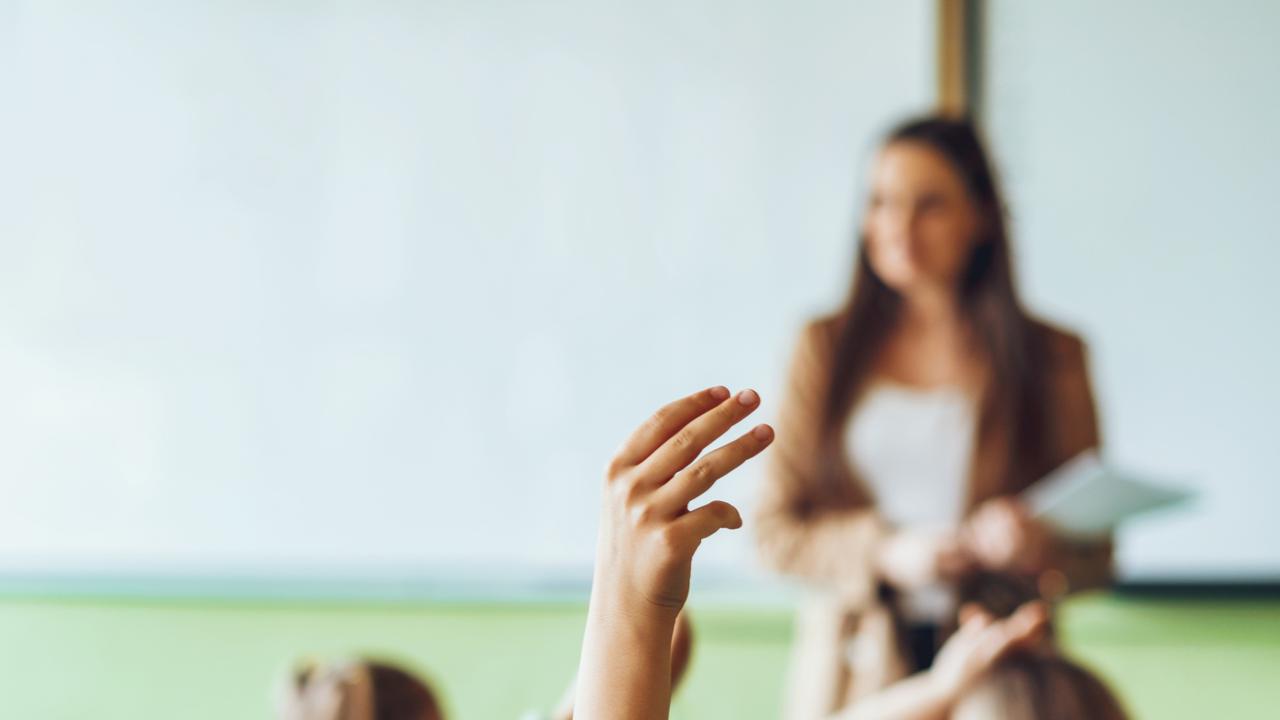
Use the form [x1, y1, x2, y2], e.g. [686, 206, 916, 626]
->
[575, 578, 677, 720]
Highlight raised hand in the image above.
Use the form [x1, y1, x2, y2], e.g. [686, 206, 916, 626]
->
[576, 385, 773, 720]
[928, 601, 1049, 699]
[841, 602, 1050, 720]
[596, 385, 774, 613]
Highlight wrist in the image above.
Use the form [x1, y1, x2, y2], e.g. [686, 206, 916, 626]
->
[578, 577, 678, 720]
[587, 570, 682, 634]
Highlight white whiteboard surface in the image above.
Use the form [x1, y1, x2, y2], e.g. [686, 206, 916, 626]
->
[0, 1, 935, 584]
[985, 0, 1280, 579]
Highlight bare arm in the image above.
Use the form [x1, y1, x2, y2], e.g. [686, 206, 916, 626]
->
[574, 386, 774, 720]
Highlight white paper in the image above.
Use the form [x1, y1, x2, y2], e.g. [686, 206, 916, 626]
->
[1022, 451, 1193, 539]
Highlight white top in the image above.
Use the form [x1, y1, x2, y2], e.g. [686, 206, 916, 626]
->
[844, 381, 978, 622]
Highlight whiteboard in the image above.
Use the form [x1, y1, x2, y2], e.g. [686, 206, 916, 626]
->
[984, 0, 1280, 580]
[0, 1, 936, 584]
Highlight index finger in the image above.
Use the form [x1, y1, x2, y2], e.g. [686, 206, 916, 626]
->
[609, 386, 731, 472]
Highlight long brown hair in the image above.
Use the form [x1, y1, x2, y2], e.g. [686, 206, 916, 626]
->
[818, 116, 1052, 505]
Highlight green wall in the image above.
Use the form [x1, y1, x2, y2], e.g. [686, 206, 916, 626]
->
[0, 593, 1276, 718]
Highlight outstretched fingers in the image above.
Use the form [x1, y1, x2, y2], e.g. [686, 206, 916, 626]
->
[635, 389, 763, 484]
[649, 424, 774, 516]
[610, 386, 730, 473]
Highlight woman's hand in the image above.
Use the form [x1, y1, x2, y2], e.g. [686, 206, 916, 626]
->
[875, 528, 972, 589]
[962, 497, 1053, 574]
[927, 601, 1049, 699]
[576, 385, 773, 720]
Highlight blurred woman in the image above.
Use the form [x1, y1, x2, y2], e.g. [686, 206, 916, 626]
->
[755, 116, 1114, 718]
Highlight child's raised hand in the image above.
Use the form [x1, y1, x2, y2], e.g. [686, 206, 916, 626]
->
[594, 385, 774, 617]
[840, 602, 1051, 720]
[928, 601, 1050, 699]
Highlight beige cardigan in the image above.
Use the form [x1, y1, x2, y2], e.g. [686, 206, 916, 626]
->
[755, 317, 1113, 719]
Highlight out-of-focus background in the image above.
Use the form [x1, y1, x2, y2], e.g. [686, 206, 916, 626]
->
[1, 1, 1277, 718]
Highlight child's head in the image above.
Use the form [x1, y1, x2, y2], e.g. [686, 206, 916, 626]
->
[952, 651, 1128, 720]
[955, 570, 1045, 621]
[279, 659, 444, 720]
[947, 571, 1128, 719]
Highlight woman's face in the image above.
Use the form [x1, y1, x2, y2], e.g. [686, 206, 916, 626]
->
[862, 140, 982, 296]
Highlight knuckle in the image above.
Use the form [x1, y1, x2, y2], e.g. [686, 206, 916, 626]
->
[629, 502, 655, 528]
[670, 428, 699, 453]
[689, 460, 715, 488]
[604, 455, 625, 480]
[609, 472, 636, 503]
